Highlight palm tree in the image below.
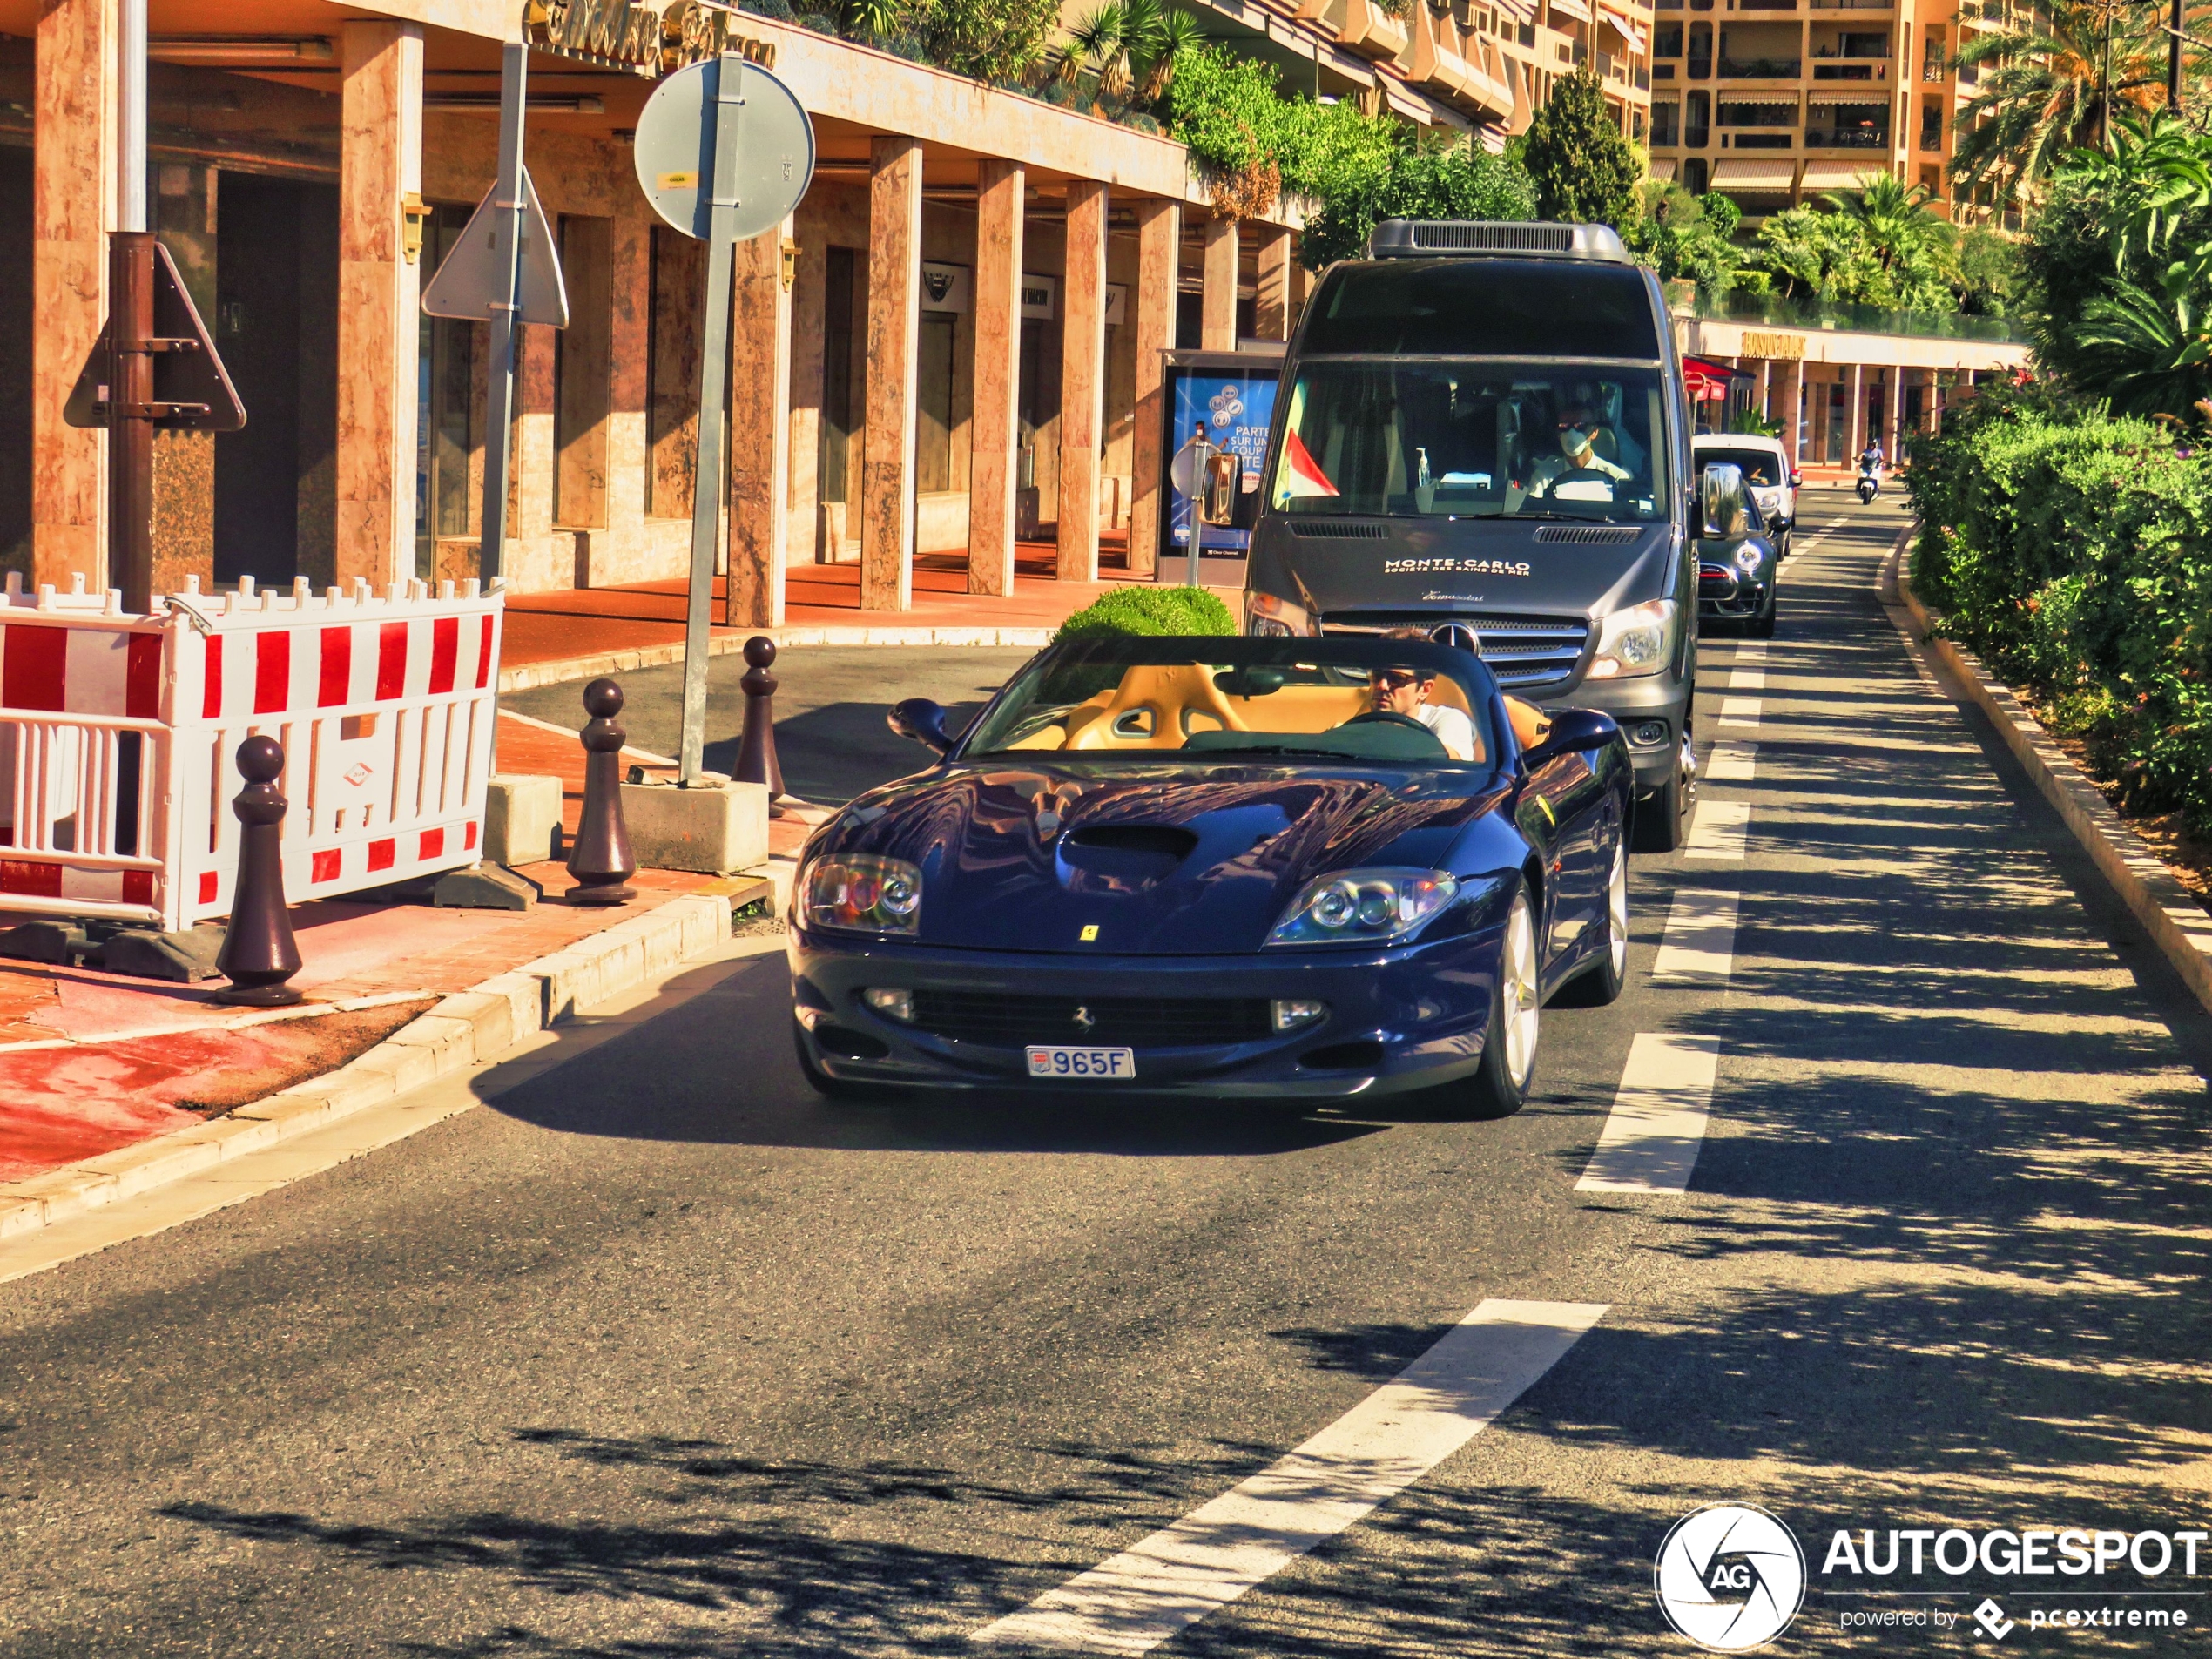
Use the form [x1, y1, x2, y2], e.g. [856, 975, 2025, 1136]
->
[1819, 174, 1956, 289]
[1949, 0, 2167, 206]
[1134, 7, 1203, 104]
[1059, 1, 1127, 89]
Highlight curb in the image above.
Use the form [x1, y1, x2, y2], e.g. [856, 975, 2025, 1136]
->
[1882, 529, 2212, 1016]
[0, 891, 735, 1244]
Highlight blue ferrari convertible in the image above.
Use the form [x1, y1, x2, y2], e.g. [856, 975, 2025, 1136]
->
[787, 635, 1632, 1116]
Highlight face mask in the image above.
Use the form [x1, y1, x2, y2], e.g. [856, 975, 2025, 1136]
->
[1559, 427, 1591, 459]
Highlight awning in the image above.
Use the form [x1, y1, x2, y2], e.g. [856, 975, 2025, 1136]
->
[1548, 0, 1592, 21]
[1799, 158, 1887, 190]
[1649, 156, 1677, 179]
[1492, 0, 1536, 20]
[1709, 158, 1799, 188]
[1599, 6, 1646, 50]
[1681, 354, 1755, 402]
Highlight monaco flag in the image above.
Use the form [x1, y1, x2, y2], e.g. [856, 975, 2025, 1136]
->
[1278, 430, 1339, 499]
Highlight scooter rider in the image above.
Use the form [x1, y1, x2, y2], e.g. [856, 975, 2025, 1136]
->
[1857, 439, 1885, 501]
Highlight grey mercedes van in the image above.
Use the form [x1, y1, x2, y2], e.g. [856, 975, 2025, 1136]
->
[1235, 219, 1757, 851]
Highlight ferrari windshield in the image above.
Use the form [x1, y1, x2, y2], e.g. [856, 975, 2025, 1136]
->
[1269, 362, 1669, 522]
[961, 637, 1500, 769]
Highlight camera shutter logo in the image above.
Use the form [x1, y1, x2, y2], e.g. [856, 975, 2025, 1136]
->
[1653, 1504, 1806, 1652]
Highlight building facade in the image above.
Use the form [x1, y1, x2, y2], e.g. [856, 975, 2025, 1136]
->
[1642, 0, 2013, 220]
[0, 0, 1652, 626]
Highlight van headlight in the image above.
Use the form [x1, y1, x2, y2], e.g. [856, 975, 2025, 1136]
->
[1588, 598, 1677, 680]
[1246, 590, 1316, 637]
[800, 853, 922, 935]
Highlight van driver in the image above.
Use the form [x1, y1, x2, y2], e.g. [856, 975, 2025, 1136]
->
[1528, 401, 1633, 499]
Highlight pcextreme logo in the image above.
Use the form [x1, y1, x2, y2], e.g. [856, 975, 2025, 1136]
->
[1654, 1505, 1808, 1652]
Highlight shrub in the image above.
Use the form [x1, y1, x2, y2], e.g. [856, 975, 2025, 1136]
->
[1906, 383, 2212, 833]
[1051, 585, 1238, 643]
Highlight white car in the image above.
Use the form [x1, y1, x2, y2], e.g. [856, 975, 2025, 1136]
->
[1694, 435, 1798, 556]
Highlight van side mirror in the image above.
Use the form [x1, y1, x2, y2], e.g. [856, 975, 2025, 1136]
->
[887, 698, 954, 755]
[1201, 453, 1242, 526]
[1699, 462, 1750, 540]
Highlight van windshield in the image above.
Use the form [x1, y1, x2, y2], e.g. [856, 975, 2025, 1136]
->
[1269, 363, 1669, 522]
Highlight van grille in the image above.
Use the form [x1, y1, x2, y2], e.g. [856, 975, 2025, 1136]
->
[1321, 611, 1591, 690]
[1404, 222, 1575, 253]
[1288, 522, 1389, 539]
[1533, 524, 1643, 544]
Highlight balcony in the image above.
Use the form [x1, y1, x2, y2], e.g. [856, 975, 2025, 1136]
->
[1808, 0, 1892, 7]
[1294, 0, 1413, 61]
[1812, 59, 1887, 78]
[1678, 286, 2027, 343]
[1728, 131, 1795, 146]
[1720, 54, 1802, 74]
[1804, 125, 1890, 145]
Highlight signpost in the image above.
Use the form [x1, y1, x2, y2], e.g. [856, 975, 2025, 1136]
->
[421, 41, 570, 585]
[631, 54, 813, 784]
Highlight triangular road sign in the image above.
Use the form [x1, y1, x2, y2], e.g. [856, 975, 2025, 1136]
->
[421, 166, 570, 327]
[64, 240, 246, 431]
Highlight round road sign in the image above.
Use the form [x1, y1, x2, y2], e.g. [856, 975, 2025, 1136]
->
[633, 56, 814, 243]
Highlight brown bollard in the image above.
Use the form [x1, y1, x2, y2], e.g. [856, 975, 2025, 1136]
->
[567, 677, 636, 906]
[214, 735, 304, 1007]
[733, 635, 786, 801]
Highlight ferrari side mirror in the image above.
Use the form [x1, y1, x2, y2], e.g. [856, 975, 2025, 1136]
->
[887, 698, 954, 755]
[1522, 706, 1619, 768]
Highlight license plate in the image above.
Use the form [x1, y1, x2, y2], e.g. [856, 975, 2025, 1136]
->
[1025, 1045, 1136, 1080]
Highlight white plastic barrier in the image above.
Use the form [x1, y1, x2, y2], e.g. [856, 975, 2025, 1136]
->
[0, 570, 505, 934]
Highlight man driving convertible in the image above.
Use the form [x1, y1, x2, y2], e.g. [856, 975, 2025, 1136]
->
[1338, 627, 1478, 762]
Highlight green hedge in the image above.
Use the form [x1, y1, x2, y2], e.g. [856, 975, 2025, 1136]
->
[1905, 384, 2212, 833]
[1051, 584, 1238, 644]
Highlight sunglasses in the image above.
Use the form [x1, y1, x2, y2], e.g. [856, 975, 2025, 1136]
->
[1369, 671, 1423, 690]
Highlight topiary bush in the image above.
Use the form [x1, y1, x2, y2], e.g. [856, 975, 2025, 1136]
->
[1906, 382, 2212, 833]
[1051, 584, 1238, 643]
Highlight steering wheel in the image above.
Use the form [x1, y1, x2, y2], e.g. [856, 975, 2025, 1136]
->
[1548, 466, 1618, 493]
[1343, 711, 1432, 733]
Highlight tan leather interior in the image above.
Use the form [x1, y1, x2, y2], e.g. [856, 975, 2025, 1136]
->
[1063, 664, 1249, 751]
[1000, 666, 1521, 761]
[1505, 697, 1551, 752]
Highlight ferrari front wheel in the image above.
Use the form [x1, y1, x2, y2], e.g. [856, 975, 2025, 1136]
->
[1468, 886, 1541, 1120]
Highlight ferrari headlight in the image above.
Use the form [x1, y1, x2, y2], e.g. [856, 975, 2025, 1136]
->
[800, 853, 922, 935]
[1588, 598, 1677, 681]
[1268, 867, 1460, 948]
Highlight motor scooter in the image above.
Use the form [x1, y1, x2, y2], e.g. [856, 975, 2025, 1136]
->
[1856, 467, 1881, 504]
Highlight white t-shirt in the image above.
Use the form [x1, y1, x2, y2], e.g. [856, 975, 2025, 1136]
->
[1416, 703, 1477, 762]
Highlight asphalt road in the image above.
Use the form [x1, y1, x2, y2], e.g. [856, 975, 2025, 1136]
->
[7, 486, 2212, 1657]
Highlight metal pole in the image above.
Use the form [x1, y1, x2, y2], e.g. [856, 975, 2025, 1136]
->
[109, 0, 153, 612]
[678, 53, 745, 785]
[2172, 0, 2186, 112]
[478, 41, 529, 583]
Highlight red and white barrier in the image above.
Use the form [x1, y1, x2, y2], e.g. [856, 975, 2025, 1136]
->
[0, 570, 504, 934]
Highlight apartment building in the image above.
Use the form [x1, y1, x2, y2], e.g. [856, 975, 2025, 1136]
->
[1642, 0, 2009, 219]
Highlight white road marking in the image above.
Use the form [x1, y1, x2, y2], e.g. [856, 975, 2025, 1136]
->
[1718, 697, 1763, 727]
[1684, 799, 1750, 861]
[1705, 742, 1757, 785]
[973, 1300, 1609, 1655]
[1576, 1034, 1723, 1193]
[1790, 515, 1853, 558]
[1727, 665, 1765, 692]
[1650, 890, 1740, 987]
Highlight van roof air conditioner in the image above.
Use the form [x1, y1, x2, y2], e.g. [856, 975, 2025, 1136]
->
[1366, 220, 1631, 261]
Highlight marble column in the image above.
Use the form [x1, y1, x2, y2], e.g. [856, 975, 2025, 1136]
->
[1127, 198, 1179, 580]
[1846, 361, 1865, 461]
[726, 221, 792, 628]
[968, 158, 1023, 597]
[862, 135, 921, 611]
[1885, 366, 1905, 457]
[1252, 226, 1292, 341]
[1057, 179, 1108, 583]
[1201, 215, 1238, 350]
[32, 0, 117, 590]
[786, 233, 825, 564]
[335, 19, 424, 587]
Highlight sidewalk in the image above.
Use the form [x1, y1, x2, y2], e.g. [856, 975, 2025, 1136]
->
[499, 541, 1251, 692]
[0, 860, 734, 1187]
